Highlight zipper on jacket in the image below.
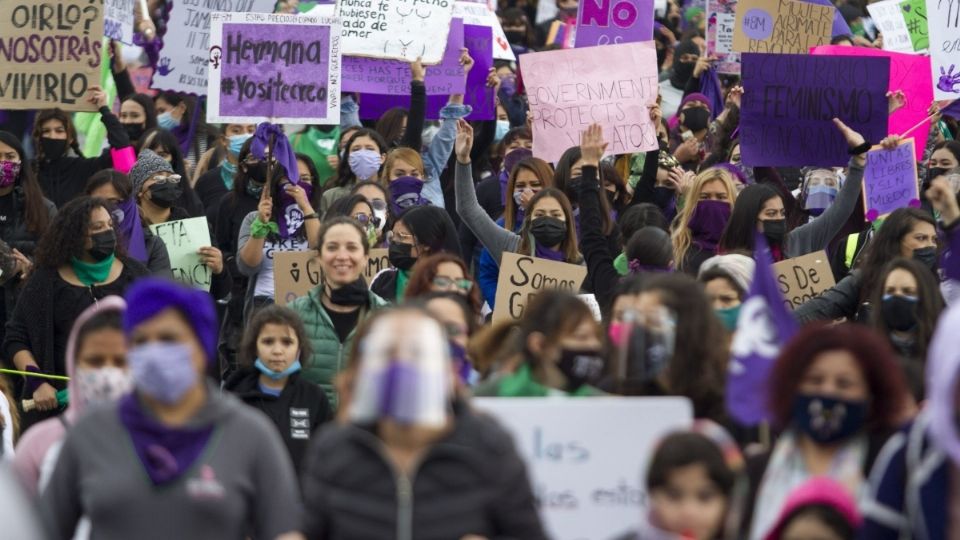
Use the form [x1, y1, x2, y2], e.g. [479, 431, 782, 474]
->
[396, 473, 413, 540]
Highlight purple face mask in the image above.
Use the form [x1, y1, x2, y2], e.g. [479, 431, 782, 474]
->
[389, 176, 428, 215]
[687, 199, 731, 250]
[0, 160, 20, 188]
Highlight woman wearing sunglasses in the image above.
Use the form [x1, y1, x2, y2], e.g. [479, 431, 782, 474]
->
[325, 194, 382, 248]
[404, 253, 483, 317]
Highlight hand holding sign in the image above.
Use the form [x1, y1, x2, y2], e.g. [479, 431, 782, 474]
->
[198, 246, 224, 275]
[580, 124, 608, 167]
[459, 48, 475, 75]
[410, 57, 426, 83]
[455, 119, 474, 164]
[86, 86, 108, 109]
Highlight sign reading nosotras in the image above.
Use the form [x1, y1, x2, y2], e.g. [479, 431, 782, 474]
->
[0, 0, 105, 111]
[493, 252, 588, 323]
[274, 248, 389, 306]
[150, 217, 213, 291]
[772, 250, 836, 310]
[472, 397, 693, 540]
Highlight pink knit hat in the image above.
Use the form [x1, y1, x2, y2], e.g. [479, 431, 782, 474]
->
[763, 477, 862, 540]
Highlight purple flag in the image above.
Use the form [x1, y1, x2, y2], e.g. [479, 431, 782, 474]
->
[726, 233, 799, 426]
[574, 0, 655, 48]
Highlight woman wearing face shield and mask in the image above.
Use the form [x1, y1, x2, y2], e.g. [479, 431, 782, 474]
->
[797, 167, 842, 221]
[299, 306, 547, 540]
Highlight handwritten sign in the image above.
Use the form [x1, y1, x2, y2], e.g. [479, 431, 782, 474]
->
[343, 18, 464, 95]
[574, 0, 654, 47]
[731, 0, 832, 54]
[900, 0, 928, 52]
[521, 42, 659, 164]
[867, 0, 914, 53]
[472, 397, 693, 540]
[207, 12, 341, 124]
[274, 248, 388, 305]
[772, 250, 836, 310]
[739, 53, 890, 168]
[452, 1, 515, 61]
[707, 0, 740, 74]
[926, 0, 960, 101]
[337, 0, 456, 64]
[492, 252, 589, 323]
[150, 217, 213, 291]
[0, 0, 104, 111]
[153, 0, 274, 95]
[863, 139, 920, 221]
[104, 0, 135, 44]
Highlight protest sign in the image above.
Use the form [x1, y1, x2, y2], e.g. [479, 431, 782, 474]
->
[900, 0, 928, 52]
[493, 252, 589, 322]
[707, 0, 740, 74]
[731, 0, 832, 54]
[150, 217, 213, 291]
[337, 0, 456, 64]
[453, 1, 515, 61]
[153, 0, 274, 95]
[772, 251, 836, 310]
[800, 0, 851, 37]
[473, 397, 693, 540]
[207, 12, 341, 125]
[104, 0, 135, 44]
[811, 46, 933, 163]
[574, 0, 655, 47]
[863, 139, 920, 221]
[275, 248, 388, 305]
[739, 53, 889, 168]
[0, 0, 104, 111]
[926, 0, 960, 101]
[521, 42, 659, 164]
[342, 18, 465, 95]
[867, 0, 914, 53]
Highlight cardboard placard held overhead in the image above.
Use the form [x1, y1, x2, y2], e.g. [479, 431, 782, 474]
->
[0, 0, 105, 111]
[104, 0, 136, 44]
[150, 217, 213, 291]
[863, 139, 920, 222]
[866, 0, 914, 53]
[274, 248, 389, 306]
[772, 250, 836, 310]
[337, 0, 456, 63]
[731, 0, 833, 54]
[707, 0, 741, 74]
[493, 252, 588, 322]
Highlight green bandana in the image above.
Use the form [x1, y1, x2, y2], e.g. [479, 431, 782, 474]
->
[496, 363, 602, 397]
[71, 254, 115, 286]
[395, 269, 410, 301]
[613, 252, 629, 276]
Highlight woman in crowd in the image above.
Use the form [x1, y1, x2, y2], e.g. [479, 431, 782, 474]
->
[325, 194, 379, 247]
[137, 128, 205, 217]
[117, 93, 157, 148]
[670, 167, 738, 274]
[224, 305, 331, 475]
[153, 91, 219, 172]
[371, 205, 461, 302]
[380, 147, 431, 213]
[740, 324, 909, 540]
[349, 181, 391, 246]
[13, 297, 128, 495]
[300, 306, 547, 540]
[763, 478, 861, 540]
[320, 129, 388, 213]
[41, 279, 300, 539]
[404, 253, 483, 317]
[474, 290, 606, 397]
[32, 90, 131, 208]
[698, 254, 755, 332]
[420, 291, 481, 385]
[289, 217, 388, 407]
[85, 169, 171, 276]
[192, 124, 256, 215]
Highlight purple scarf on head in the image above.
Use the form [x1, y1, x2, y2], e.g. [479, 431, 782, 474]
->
[250, 123, 299, 187]
[535, 243, 565, 261]
[116, 197, 148, 262]
[389, 176, 429, 215]
[118, 393, 214, 485]
[277, 181, 314, 239]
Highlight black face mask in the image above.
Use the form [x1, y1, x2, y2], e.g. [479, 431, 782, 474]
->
[88, 229, 116, 261]
[556, 347, 605, 391]
[245, 161, 275, 184]
[123, 123, 145, 142]
[652, 186, 675, 209]
[672, 60, 696, 85]
[327, 277, 369, 306]
[504, 30, 527, 45]
[530, 216, 567, 247]
[881, 294, 919, 332]
[762, 219, 787, 245]
[40, 138, 68, 160]
[681, 107, 710, 132]
[913, 246, 938, 270]
[566, 176, 583, 205]
[388, 241, 417, 271]
[148, 182, 182, 208]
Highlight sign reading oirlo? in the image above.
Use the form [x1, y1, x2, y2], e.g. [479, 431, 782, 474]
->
[0, 0, 105, 111]
[472, 397, 693, 540]
[150, 217, 213, 291]
[336, 0, 456, 64]
[731, 0, 833, 54]
[493, 252, 588, 323]
[863, 138, 919, 221]
[772, 250, 836, 310]
[274, 248, 389, 306]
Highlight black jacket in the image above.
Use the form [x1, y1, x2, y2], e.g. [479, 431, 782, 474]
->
[195, 166, 230, 218]
[301, 403, 547, 540]
[223, 368, 331, 474]
[369, 269, 398, 302]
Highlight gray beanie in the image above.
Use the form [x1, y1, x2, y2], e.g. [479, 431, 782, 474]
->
[129, 149, 173, 195]
[698, 254, 755, 293]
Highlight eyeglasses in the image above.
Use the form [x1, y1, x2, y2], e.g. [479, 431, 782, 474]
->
[388, 230, 415, 244]
[433, 276, 473, 293]
[353, 212, 382, 228]
[151, 174, 181, 185]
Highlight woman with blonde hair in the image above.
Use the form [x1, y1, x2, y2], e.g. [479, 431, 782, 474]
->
[670, 167, 738, 274]
[380, 147, 431, 214]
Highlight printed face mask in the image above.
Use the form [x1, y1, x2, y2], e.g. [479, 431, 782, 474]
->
[556, 347, 605, 391]
[793, 393, 867, 444]
[73, 366, 132, 408]
[0, 160, 21, 188]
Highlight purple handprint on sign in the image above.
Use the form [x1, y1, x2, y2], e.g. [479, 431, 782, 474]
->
[157, 57, 175, 76]
[938, 65, 960, 94]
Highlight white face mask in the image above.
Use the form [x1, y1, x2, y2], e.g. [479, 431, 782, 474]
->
[73, 367, 132, 408]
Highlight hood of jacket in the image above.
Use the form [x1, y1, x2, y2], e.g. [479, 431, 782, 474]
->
[64, 295, 127, 421]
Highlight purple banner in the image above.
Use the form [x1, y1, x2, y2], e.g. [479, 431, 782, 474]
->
[218, 22, 331, 119]
[358, 24, 495, 121]
[342, 19, 465, 95]
[739, 53, 890, 167]
[863, 140, 920, 221]
[574, 0, 655, 47]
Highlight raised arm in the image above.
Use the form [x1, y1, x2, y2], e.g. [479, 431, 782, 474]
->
[399, 58, 426, 151]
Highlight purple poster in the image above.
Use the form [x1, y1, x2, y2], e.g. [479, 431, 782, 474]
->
[863, 140, 920, 221]
[574, 0, 655, 47]
[739, 53, 889, 167]
[342, 19, 466, 95]
[358, 24, 495, 121]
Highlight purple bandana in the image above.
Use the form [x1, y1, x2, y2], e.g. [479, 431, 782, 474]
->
[277, 181, 314, 239]
[116, 197, 149, 262]
[687, 200, 731, 252]
[250, 123, 299, 187]
[389, 176, 429, 215]
[535, 243, 565, 261]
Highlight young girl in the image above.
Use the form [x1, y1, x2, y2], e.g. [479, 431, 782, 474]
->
[224, 305, 331, 474]
[762, 478, 861, 540]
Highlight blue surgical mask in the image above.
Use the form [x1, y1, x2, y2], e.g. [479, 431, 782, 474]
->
[348, 149, 381, 181]
[128, 342, 197, 404]
[227, 134, 251, 157]
[494, 120, 510, 142]
[254, 359, 302, 380]
[157, 111, 179, 131]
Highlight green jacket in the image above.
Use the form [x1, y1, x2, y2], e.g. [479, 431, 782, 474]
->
[289, 287, 388, 409]
[474, 364, 605, 397]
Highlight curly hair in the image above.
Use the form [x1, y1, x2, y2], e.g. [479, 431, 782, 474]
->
[34, 196, 124, 268]
[768, 323, 909, 431]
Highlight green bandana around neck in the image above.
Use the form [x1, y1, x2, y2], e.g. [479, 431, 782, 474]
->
[71, 254, 115, 286]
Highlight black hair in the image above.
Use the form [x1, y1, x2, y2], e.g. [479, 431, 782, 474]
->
[0, 130, 52, 237]
[620, 204, 669, 242]
[375, 108, 408, 148]
[719, 183, 780, 253]
[121, 93, 158, 131]
[74, 309, 124, 361]
[34, 196, 127, 268]
[335, 129, 388, 188]
[625, 227, 673, 268]
[238, 305, 314, 368]
[857, 207, 937, 302]
[138, 128, 188, 179]
[85, 169, 133, 200]
[327, 194, 374, 222]
[778, 504, 855, 540]
[398, 205, 461, 256]
[294, 151, 322, 208]
[646, 432, 735, 495]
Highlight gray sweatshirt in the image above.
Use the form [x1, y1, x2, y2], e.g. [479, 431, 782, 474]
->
[784, 160, 865, 258]
[455, 161, 520, 264]
[41, 389, 300, 540]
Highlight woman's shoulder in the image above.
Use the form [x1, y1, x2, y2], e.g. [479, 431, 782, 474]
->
[119, 256, 150, 278]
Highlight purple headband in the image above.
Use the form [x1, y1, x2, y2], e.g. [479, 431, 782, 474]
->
[123, 278, 218, 363]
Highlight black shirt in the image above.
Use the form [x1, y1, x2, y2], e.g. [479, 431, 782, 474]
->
[327, 307, 360, 343]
